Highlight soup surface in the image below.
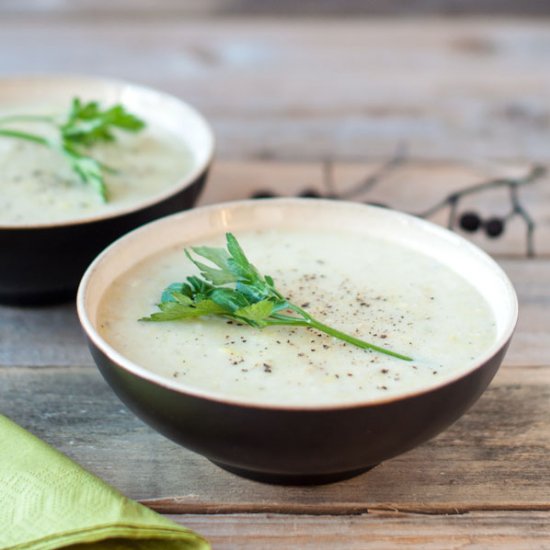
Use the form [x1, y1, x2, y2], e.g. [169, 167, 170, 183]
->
[0, 103, 194, 225]
[97, 228, 497, 405]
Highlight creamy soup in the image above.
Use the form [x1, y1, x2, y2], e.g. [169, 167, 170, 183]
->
[97, 229, 497, 406]
[0, 104, 194, 225]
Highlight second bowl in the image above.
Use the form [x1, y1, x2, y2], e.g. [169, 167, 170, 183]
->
[0, 75, 214, 305]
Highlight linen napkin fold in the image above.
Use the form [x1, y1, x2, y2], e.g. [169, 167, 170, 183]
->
[0, 415, 209, 550]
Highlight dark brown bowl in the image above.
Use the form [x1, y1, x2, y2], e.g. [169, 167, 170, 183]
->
[77, 199, 517, 484]
[0, 75, 214, 305]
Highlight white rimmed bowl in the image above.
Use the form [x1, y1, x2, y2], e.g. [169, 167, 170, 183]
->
[77, 199, 517, 484]
[0, 75, 214, 305]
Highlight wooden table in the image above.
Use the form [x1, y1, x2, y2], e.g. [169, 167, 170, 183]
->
[1, 12, 549, 548]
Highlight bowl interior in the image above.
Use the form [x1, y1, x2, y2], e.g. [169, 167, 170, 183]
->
[0, 75, 214, 227]
[79, 199, 517, 408]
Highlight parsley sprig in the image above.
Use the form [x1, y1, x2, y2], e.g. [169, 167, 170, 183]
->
[0, 98, 145, 201]
[141, 233, 412, 361]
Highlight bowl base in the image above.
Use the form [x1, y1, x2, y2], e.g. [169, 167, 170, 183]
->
[210, 461, 378, 485]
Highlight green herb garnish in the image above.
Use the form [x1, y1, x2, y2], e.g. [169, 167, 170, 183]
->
[0, 98, 146, 201]
[141, 233, 412, 362]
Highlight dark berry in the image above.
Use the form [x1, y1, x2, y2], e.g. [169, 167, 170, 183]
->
[459, 211, 482, 232]
[484, 217, 505, 238]
[251, 190, 277, 199]
[298, 188, 322, 198]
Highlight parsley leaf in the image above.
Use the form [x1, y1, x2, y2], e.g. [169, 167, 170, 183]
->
[0, 97, 146, 201]
[141, 233, 412, 361]
[61, 98, 145, 146]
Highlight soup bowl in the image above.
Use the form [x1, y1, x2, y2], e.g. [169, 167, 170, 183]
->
[0, 75, 214, 305]
[77, 199, 517, 484]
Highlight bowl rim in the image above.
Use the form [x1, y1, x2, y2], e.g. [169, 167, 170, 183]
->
[77, 198, 518, 411]
[0, 73, 215, 230]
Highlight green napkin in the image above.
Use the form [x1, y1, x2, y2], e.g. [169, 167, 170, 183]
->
[0, 415, 209, 550]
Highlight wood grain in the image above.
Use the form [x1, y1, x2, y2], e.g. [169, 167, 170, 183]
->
[166, 511, 550, 549]
[1, 364, 548, 513]
[1, 19, 550, 163]
[1, 14, 550, 548]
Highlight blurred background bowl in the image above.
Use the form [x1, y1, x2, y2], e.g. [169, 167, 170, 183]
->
[0, 75, 214, 305]
[77, 198, 518, 485]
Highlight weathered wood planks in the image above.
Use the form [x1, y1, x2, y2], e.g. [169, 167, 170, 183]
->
[1, 14, 549, 548]
[1, 20, 550, 163]
[1, 364, 548, 512]
[166, 511, 550, 550]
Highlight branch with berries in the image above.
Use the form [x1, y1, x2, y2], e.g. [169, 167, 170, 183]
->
[415, 165, 545, 257]
[249, 150, 546, 257]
